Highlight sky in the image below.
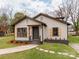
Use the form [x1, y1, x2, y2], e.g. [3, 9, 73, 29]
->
[0, 0, 62, 16]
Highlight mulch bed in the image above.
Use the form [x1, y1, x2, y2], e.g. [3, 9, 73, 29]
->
[44, 39, 69, 45]
[9, 40, 32, 45]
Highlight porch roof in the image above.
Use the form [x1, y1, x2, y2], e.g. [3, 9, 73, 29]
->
[12, 16, 47, 27]
[27, 25, 40, 26]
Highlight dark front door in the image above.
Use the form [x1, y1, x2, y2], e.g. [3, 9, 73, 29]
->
[32, 26, 39, 40]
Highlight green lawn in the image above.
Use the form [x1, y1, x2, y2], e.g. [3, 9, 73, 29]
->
[39, 43, 78, 55]
[0, 35, 17, 49]
[0, 35, 78, 59]
[0, 43, 78, 59]
[68, 35, 79, 43]
[0, 49, 74, 59]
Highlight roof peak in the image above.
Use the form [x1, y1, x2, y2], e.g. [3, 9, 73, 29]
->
[33, 13, 65, 19]
[12, 13, 70, 26]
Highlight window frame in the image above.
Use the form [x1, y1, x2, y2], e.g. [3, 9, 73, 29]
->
[52, 27, 59, 36]
[17, 28, 27, 37]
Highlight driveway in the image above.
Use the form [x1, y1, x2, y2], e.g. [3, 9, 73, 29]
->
[70, 44, 79, 53]
[0, 44, 38, 55]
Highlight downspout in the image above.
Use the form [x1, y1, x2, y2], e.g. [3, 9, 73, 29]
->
[67, 24, 69, 45]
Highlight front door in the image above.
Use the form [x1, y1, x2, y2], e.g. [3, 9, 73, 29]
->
[32, 26, 39, 40]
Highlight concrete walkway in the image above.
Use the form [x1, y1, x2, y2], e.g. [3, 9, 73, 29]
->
[70, 44, 79, 53]
[0, 44, 38, 55]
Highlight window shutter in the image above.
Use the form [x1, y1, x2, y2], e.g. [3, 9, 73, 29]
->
[48, 29, 51, 38]
[59, 28, 61, 37]
[50, 29, 52, 37]
[48, 29, 50, 38]
[52, 28, 53, 36]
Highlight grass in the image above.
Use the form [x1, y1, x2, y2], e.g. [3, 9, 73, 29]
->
[0, 35, 78, 59]
[0, 49, 74, 59]
[0, 43, 78, 59]
[68, 35, 79, 43]
[0, 35, 17, 49]
[39, 43, 78, 55]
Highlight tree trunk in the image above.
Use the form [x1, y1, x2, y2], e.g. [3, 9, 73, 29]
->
[75, 30, 78, 35]
[75, 27, 79, 36]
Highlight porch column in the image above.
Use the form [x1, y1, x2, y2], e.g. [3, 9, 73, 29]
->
[28, 26, 31, 41]
[40, 25, 43, 44]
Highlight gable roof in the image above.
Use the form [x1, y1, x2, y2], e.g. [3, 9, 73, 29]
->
[12, 13, 70, 26]
[33, 13, 70, 25]
[11, 15, 47, 26]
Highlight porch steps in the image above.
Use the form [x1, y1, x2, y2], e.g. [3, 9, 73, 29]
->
[31, 40, 40, 44]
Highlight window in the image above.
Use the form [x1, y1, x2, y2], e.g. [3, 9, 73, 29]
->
[17, 28, 27, 37]
[53, 27, 59, 36]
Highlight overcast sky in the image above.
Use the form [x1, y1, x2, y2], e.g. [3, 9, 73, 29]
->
[0, 0, 62, 16]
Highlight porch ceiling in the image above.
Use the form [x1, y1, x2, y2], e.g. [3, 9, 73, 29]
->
[27, 24, 47, 27]
[27, 24, 40, 26]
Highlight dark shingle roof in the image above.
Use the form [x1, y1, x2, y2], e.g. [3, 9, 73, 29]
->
[33, 13, 70, 25]
[12, 13, 70, 26]
[12, 15, 47, 26]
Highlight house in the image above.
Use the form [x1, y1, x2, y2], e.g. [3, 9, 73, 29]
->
[0, 18, 8, 36]
[12, 13, 70, 44]
[68, 25, 75, 35]
[0, 25, 7, 36]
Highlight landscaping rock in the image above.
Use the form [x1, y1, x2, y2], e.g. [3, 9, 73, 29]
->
[76, 57, 79, 59]
[57, 52, 62, 54]
[49, 51, 55, 54]
[69, 55, 75, 58]
[39, 48, 44, 51]
[36, 47, 39, 49]
[62, 53, 69, 56]
[44, 50, 49, 52]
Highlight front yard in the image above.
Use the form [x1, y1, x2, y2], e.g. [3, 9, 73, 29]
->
[0, 35, 78, 59]
[0, 49, 74, 59]
[68, 35, 79, 43]
[0, 43, 78, 59]
[39, 43, 77, 55]
[0, 35, 17, 49]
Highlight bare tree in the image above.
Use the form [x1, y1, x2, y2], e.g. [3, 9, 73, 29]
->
[54, 0, 79, 35]
[0, 6, 14, 34]
[7, 7, 14, 33]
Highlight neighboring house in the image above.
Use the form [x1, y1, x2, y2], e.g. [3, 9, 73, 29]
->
[0, 25, 7, 36]
[12, 13, 70, 44]
[68, 25, 75, 35]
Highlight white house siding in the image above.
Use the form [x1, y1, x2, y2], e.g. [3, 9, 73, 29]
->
[43, 26, 47, 40]
[39, 26, 42, 41]
[35, 16, 67, 40]
[15, 18, 41, 41]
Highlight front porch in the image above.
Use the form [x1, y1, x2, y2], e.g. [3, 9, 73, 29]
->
[27, 25, 44, 44]
[15, 23, 46, 44]
[14, 17, 48, 44]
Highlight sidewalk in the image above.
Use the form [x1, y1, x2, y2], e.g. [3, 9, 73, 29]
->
[0, 44, 38, 55]
[70, 44, 79, 53]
